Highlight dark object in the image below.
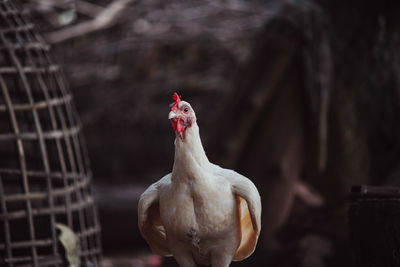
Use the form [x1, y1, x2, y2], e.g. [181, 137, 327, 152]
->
[0, 0, 101, 266]
[349, 185, 400, 267]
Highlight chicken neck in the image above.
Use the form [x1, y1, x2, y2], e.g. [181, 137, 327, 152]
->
[172, 122, 210, 182]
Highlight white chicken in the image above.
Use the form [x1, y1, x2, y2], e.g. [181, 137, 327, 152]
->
[138, 93, 261, 267]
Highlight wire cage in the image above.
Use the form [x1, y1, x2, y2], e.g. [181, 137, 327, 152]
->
[0, 0, 102, 266]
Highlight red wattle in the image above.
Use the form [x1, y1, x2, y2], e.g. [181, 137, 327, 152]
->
[176, 119, 185, 133]
[171, 118, 185, 133]
[171, 120, 177, 132]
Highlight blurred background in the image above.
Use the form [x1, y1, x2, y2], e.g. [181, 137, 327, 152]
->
[16, 0, 400, 266]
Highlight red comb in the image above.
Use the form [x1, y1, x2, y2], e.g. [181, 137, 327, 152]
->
[171, 92, 181, 111]
[172, 92, 181, 104]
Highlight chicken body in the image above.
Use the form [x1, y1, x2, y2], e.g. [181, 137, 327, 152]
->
[138, 94, 261, 267]
[159, 125, 240, 266]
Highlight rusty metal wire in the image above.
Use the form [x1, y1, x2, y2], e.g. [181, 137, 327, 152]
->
[0, 0, 102, 266]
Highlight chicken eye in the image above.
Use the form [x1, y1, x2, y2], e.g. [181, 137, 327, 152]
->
[183, 107, 189, 113]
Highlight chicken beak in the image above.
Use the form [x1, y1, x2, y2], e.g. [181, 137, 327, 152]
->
[168, 111, 178, 120]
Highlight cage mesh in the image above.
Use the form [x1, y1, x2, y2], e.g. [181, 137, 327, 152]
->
[0, 0, 102, 266]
